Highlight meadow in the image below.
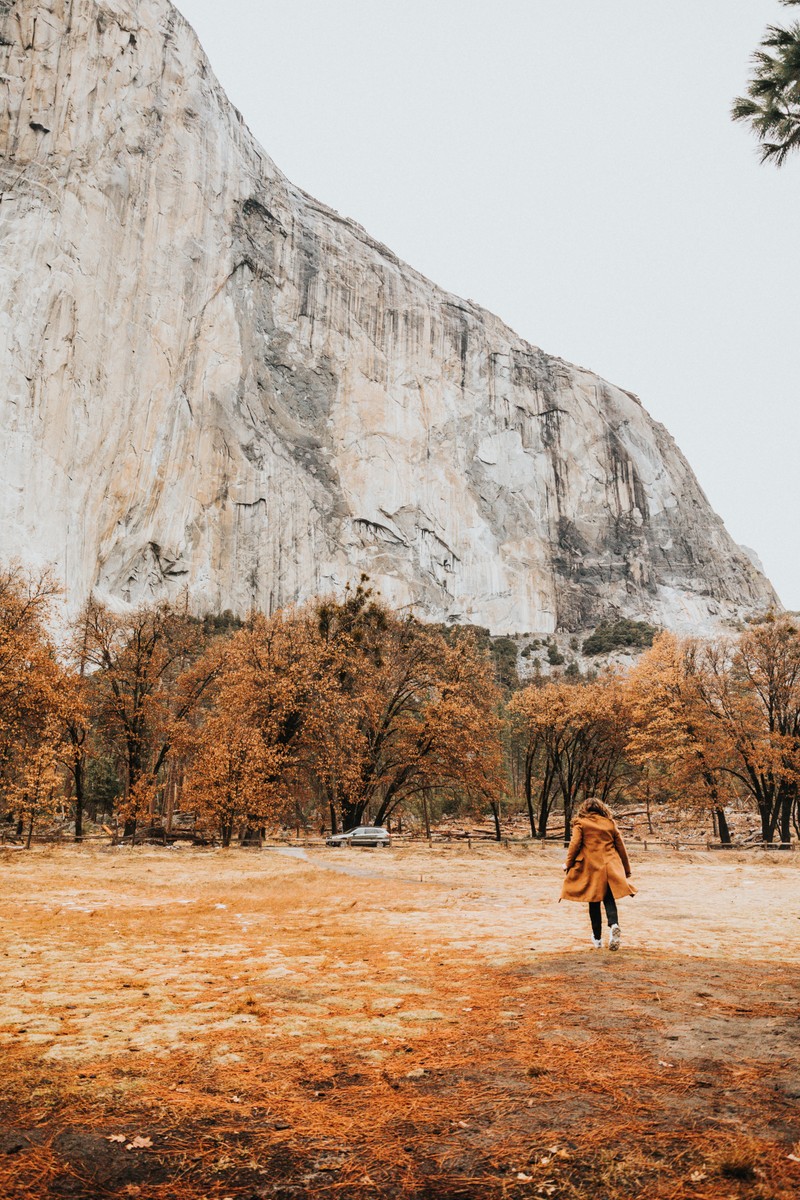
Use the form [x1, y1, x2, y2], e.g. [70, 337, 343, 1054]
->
[1, 843, 798, 1199]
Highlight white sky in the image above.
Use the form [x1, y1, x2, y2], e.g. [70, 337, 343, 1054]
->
[178, 0, 800, 609]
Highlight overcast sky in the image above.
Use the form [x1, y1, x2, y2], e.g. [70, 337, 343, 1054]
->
[178, 0, 800, 609]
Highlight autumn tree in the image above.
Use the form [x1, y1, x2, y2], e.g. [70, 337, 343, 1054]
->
[693, 617, 800, 845]
[49, 660, 94, 842]
[182, 712, 280, 846]
[508, 675, 631, 841]
[179, 615, 324, 843]
[311, 584, 503, 832]
[8, 723, 63, 848]
[75, 599, 222, 836]
[182, 583, 504, 839]
[625, 633, 735, 844]
[0, 563, 63, 837]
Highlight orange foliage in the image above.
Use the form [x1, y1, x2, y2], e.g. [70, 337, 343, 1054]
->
[693, 618, 800, 843]
[509, 674, 631, 839]
[625, 633, 735, 837]
[0, 564, 63, 834]
[75, 599, 221, 833]
[2, 552, 798, 848]
[182, 584, 503, 837]
[5, 721, 63, 847]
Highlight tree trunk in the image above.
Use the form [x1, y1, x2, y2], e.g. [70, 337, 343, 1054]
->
[524, 753, 536, 838]
[537, 791, 551, 839]
[563, 796, 574, 845]
[329, 798, 338, 836]
[164, 761, 175, 834]
[759, 799, 774, 843]
[240, 823, 263, 846]
[715, 807, 731, 845]
[26, 811, 34, 850]
[74, 756, 84, 842]
[341, 798, 367, 831]
[778, 791, 793, 847]
[489, 798, 501, 842]
[422, 792, 431, 840]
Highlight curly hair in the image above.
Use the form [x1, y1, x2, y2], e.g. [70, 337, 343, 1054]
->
[576, 796, 614, 820]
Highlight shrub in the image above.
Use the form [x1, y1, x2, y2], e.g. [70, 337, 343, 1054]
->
[546, 642, 565, 666]
[582, 619, 657, 656]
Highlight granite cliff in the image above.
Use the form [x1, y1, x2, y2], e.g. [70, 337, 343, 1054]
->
[0, 0, 778, 632]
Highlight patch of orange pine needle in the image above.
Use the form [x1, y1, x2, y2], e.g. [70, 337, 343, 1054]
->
[0, 845, 798, 1199]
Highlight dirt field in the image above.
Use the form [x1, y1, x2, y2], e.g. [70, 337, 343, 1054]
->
[1, 842, 798, 1199]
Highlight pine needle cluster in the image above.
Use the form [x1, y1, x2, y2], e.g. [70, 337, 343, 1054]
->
[733, 0, 800, 165]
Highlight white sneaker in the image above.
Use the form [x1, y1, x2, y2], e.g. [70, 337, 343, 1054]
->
[608, 924, 621, 951]
[591, 936, 602, 948]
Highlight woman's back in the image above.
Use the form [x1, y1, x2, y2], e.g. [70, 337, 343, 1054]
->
[578, 813, 617, 853]
[561, 812, 636, 904]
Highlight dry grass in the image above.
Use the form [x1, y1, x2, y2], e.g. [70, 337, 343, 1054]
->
[0, 843, 798, 1198]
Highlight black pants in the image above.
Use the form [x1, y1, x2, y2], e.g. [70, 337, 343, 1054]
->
[589, 886, 618, 940]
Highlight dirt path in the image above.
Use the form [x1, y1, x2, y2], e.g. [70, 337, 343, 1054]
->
[0, 844, 797, 1199]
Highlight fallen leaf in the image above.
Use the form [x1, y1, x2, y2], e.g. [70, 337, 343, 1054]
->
[658, 1060, 675, 1068]
[125, 1136, 152, 1150]
[517, 1172, 533, 1182]
[106, 1134, 126, 1143]
[689, 1171, 707, 1182]
[230, 1095, 242, 1103]
[788, 1155, 800, 1163]
[406, 1067, 426, 1078]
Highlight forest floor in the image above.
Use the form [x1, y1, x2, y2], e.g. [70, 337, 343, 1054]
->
[0, 843, 798, 1200]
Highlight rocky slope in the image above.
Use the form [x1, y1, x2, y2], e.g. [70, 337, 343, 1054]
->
[0, 0, 778, 632]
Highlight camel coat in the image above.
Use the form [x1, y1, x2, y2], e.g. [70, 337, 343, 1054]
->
[560, 814, 637, 903]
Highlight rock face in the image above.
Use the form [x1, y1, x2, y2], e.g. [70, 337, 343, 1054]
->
[0, 0, 778, 633]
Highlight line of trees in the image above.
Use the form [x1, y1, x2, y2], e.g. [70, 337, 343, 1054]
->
[1, 561, 799, 847]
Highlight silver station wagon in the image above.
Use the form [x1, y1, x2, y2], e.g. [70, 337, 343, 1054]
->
[325, 825, 391, 848]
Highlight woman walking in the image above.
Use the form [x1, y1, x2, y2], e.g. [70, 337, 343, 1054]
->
[561, 797, 636, 950]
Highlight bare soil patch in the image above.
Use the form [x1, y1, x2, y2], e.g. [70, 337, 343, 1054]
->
[1, 844, 798, 1198]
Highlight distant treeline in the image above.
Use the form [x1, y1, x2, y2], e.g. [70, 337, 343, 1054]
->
[1, 562, 798, 848]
